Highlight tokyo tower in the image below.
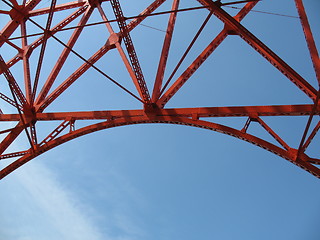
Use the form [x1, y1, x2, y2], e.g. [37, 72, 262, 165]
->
[0, 0, 319, 179]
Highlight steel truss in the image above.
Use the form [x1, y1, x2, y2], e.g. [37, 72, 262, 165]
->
[0, 0, 319, 179]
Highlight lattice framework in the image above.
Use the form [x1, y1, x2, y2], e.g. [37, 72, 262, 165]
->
[0, 0, 319, 179]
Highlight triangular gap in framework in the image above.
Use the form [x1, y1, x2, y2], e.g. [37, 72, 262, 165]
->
[237, 0, 319, 89]
[26, 28, 75, 98]
[0, 125, 31, 159]
[244, 115, 308, 150]
[97, 0, 158, 99]
[201, 114, 306, 153]
[155, 1, 316, 108]
[41, 21, 151, 112]
[129, 14, 167, 93]
[34, 119, 105, 147]
[304, 118, 320, 159]
[42, 10, 111, 90]
[111, 0, 219, 97]
[157, 5, 223, 95]
[0, 60, 26, 114]
[74, 51, 145, 111]
[32, 6, 142, 111]
[161, 34, 312, 109]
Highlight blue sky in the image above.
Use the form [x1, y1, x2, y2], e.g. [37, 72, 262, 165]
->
[0, 0, 320, 239]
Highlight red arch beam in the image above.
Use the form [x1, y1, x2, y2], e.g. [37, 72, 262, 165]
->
[1, 113, 319, 179]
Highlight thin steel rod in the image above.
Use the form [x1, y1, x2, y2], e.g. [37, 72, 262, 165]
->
[0, 37, 22, 51]
[297, 89, 320, 156]
[160, 12, 212, 96]
[36, 6, 94, 104]
[6, 6, 208, 41]
[31, 0, 57, 104]
[302, 120, 320, 152]
[225, 6, 299, 18]
[152, 0, 180, 102]
[221, 0, 260, 6]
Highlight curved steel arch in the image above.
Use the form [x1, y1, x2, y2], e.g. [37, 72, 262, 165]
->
[0, 0, 319, 179]
[1, 111, 319, 179]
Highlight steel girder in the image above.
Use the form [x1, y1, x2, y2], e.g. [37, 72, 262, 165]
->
[0, 0, 319, 179]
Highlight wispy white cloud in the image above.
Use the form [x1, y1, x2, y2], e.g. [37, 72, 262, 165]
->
[25, 164, 107, 239]
[1, 161, 106, 240]
[0, 158, 148, 240]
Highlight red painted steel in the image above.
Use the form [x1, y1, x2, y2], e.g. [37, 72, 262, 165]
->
[152, 0, 179, 102]
[158, 1, 258, 107]
[0, 0, 319, 179]
[0, 0, 42, 47]
[125, 0, 167, 33]
[294, 0, 320, 85]
[1, 5, 90, 74]
[28, 1, 89, 16]
[0, 55, 27, 106]
[35, 5, 94, 104]
[197, 0, 318, 100]
[109, 0, 151, 103]
[31, 0, 57, 104]
[21, 20, 32, 102]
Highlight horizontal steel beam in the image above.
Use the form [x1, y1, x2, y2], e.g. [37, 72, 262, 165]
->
[0, 104, 318, 121]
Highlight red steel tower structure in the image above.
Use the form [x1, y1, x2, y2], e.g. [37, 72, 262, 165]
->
[0, 0, 319, 179]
